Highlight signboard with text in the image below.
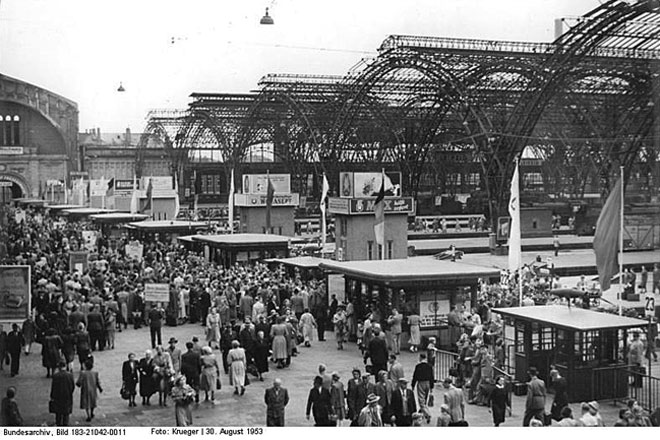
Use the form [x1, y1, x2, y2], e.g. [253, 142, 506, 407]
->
[234, 193, 300, 207]
[144, 283, 170, 303]
[0, 146, 24, 155]
[327, 197, 414, 215]
[0, 266, 31, 321]
[69, 251, 89, 274]
[125, 241, 144, 261]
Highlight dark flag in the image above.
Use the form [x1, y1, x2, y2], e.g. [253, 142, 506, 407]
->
[142, 178, 153, 214]
[374, 170, 385, 251]
[593, 178, 623, 291]
[106, 178, 115, 198]
[265, 176, 275, 233]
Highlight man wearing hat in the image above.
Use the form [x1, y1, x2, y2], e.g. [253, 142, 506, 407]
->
[357, 393, 383, 427]
[50, 360, 75, 426]
[523, 367, 546, 426]
[390, 378, 416, 426]
[167, 337, 182, 374]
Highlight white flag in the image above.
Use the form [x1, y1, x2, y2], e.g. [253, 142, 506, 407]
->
[508, 161, 521, 271]
[320, 173, 329, 247]
[228, 169, 235, 234]
[173, 174, 180, 219]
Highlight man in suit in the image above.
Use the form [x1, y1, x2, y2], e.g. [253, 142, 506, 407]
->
[390, 378, 416, 426]
[523, 367, 546, 426]
[387, 309, 403, 355]
[50, 361, 75, 426]
[442, 377, 465, 424]
[148, 303, 165, 349]
[6, 323, 24, 377]
[388, 354, 405, 382]
[447, 305, 463, 351]
[239, 291, 254, 321]
[180, 341, 202, 403]
[264, 378, 289, 426]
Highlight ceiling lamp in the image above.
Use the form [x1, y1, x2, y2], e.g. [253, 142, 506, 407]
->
[260, 7, 274, 25]
[117, 82, 126, 92]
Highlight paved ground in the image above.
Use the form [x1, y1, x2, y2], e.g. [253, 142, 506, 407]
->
[2, 322, 645, 428]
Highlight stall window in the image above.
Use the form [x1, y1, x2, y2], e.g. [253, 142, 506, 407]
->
[377, 244, 383, 260]
[367, 240, 373, 260]
[387, 240, 393, 259]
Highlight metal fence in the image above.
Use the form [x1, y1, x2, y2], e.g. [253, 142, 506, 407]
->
[626, 367, 660, 412]
[434, 349, 459, 382]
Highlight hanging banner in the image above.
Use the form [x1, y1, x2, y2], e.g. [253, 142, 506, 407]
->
[0, 266, 31, 321]
[144, 283, 170, 303]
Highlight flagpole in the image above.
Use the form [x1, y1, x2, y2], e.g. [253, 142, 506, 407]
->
[321, 172, 327, 250]
[381, 168, 385, 261]
[619, 165, 624, 316]
[516, 159, 523, 306]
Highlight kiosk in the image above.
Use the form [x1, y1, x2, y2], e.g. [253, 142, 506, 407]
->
[192, 233, 291, 268]
[319, 257, 500, 349]
[235, 174, 299, 236]
[493, 306, 649, 402]
[126, 220, 208, 244]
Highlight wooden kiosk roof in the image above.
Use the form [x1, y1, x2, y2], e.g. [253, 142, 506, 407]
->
[318, 257, 500, 284]
[90, 213, 149, 223]
[265, 256, 326, 269]
[192, 234, 291, 249]
[127, 220, 208, 231]
[62, 207, 116, 216]
[494, 306, 649, 331]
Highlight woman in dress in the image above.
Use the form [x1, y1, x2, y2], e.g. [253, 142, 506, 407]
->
[269, 316, 288, 369]
[199, 346, 220, 402]
[138, 349, 157, 406]
[488, 375, 509, 427]
[152, 345, 174, 407]
[61, 327, 76, 372]
[76, 358, 103, 422]
[407, 313, 421, 352]
[42, 328, 63, 378]
[227, 340, 247, 396]
[332, 306, 347, 350]
[121, 352, 139, 408]
[298, 308, 317, 348]
[206, 307, 221, 350]
[253, 331, 269, 381]
[170, 375, 195, 427]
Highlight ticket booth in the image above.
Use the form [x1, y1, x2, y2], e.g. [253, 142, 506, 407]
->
[494, 306, 648, 402]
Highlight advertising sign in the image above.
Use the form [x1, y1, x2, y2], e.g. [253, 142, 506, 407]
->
[339, 172, 402, 198]
[419, 297, 450, 328]
[89, 179, 108, 197]
[327, 197, 350, 215]
[497, 216, 511, 242]
[0, 266, 31, 321]
[242, 174, 290, 195]
[114, 179, 135, 194]
[234, 193, 300, 207]
[144, 283, 170, 303]
[0, 146, 24, 155]
[69, 251, 89, 274]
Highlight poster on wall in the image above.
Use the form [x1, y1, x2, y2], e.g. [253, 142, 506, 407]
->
[144, 283, 170, 303]
[69, 251, 89, 274]
[242, 174, 290, 194]
[419, 297, 450, 328]
[339, 172, 402, 198]
[0, 266, 31, 321]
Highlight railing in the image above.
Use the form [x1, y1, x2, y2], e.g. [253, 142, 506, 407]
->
[626, 367, 660, 412]
[434, 349, 459, 382]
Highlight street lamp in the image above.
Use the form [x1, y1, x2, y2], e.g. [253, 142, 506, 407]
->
[117, 82, 126, 92]
[260, 8, 274, 25]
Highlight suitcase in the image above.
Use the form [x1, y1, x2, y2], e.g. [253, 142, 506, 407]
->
[513, 382, 527, 396]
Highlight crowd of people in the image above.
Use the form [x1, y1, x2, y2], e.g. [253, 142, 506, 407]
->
[2, 205, 660, 428]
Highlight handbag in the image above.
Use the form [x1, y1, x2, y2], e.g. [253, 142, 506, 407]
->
[48, 400, 57, 414]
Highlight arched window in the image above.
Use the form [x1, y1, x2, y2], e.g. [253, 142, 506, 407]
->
[0, 116, 6, 146]
[12, 115, 20, 145]
[2, 115, 10, 146]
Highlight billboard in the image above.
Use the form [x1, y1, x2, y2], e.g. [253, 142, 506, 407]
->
[242, 174, 290, 195]
[0, 266, 31, 321]
[339, 172, 402, 198]
[145, 283, 170, 303]
[234, 193, 300, 207]
[327, 197, 415, 215]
